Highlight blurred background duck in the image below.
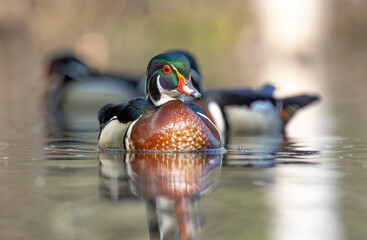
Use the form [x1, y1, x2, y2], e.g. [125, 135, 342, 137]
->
[170, 50, 319, 141]
[46, 54, 144, 134]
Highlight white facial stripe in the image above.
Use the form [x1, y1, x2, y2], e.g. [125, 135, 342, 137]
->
[149, 74, 184, 106]
[148, 62, 189, 106]
[167, 61, 178, 72]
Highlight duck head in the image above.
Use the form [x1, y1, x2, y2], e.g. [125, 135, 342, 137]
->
[165, 50, 206, 97]
[146, 52, 201, 106]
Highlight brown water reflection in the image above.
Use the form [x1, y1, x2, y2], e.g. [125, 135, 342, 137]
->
[100, 152, 222, 239]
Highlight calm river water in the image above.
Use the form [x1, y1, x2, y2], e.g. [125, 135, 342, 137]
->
[0, 123, 366, 239]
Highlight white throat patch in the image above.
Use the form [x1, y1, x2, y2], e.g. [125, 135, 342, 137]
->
[150, 75, 185, 106]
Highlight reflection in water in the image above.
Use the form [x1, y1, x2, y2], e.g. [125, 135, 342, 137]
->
[0, 132, 351, 239]
[225, 136, 342, 240]
[99, 152, 222, 240]
[270, 139, 342, 240]
[270, 163, 342, 240]
[45, 139, 98, 161]
[99, 152, 135, 201]
[225, 136, 320, 168]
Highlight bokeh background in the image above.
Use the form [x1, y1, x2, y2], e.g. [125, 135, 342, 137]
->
[1, 0, 366, 138]
[1, 1, 367, 240]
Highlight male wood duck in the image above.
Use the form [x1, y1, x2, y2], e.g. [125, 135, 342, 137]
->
[46, 55, 144, 133]
[169, 50, 319, 140]
[98, 52, 224, 151]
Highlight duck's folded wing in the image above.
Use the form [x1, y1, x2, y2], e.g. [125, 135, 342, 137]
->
[98, 97, 156, 149]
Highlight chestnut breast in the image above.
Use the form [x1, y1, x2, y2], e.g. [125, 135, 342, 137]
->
[129, 100, 222, 151]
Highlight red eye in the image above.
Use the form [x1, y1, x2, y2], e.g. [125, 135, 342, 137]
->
[163, 65, 171, 74]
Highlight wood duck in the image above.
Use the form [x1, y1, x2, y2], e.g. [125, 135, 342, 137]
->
[98, 52, 224, 151]
[46, 55, 144, 133]
[169, 50, 319, 140]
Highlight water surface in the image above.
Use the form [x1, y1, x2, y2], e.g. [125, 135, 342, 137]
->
[1, 129, 365, 240]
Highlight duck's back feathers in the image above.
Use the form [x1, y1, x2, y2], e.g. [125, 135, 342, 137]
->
[280, 94, 320, 123]
[281, 94, 319, 109]
[207, 86, 277, 108]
